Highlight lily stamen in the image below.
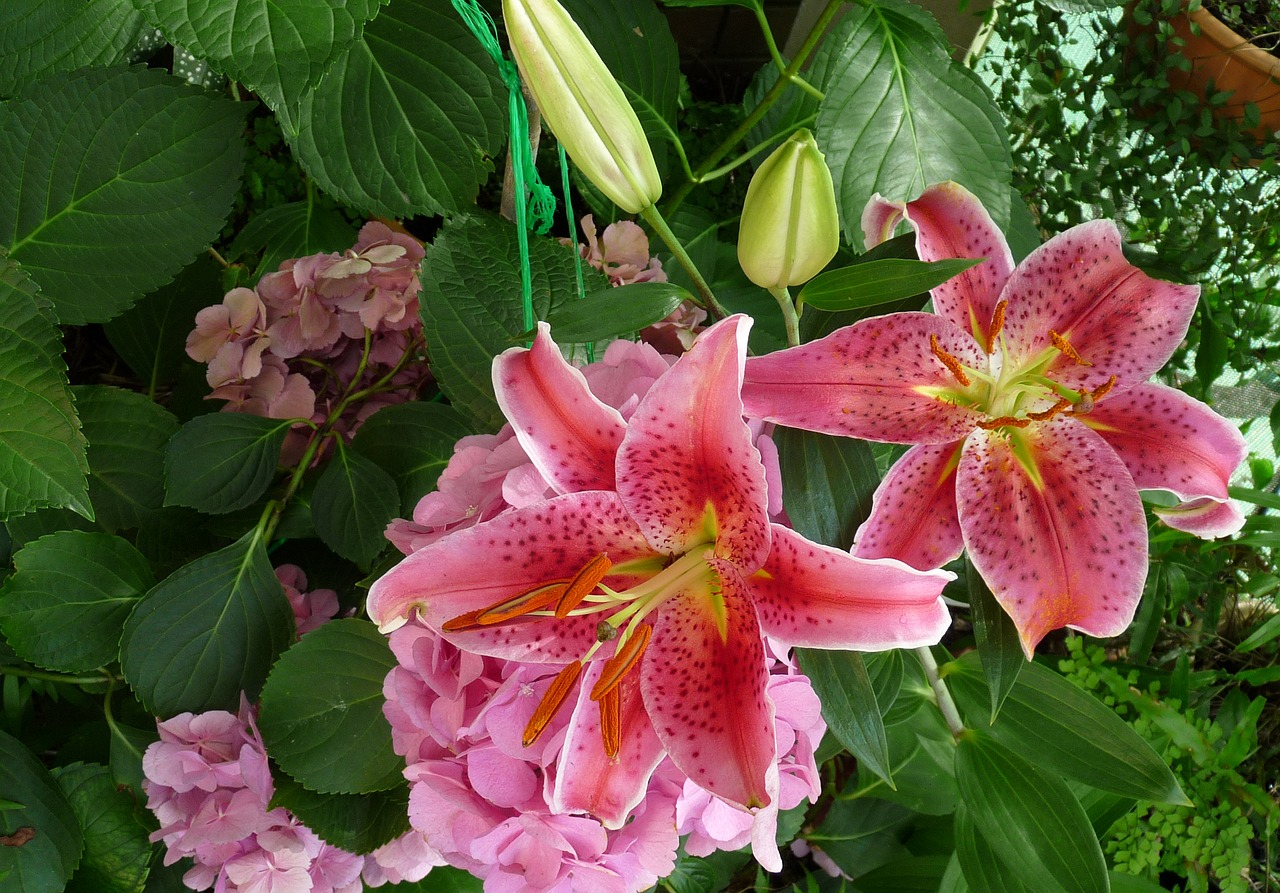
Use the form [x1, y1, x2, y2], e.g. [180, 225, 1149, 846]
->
[523, 660, 583, 747]
[1048, 330, 1091, 366]
[987, 300, 1008, 349]
[929, 334, 972, 386]
[555, 553, 613, 618]
[1027, 398, 1072, 421]
[442, 580, 570, 631]
[976, 415, 1032, 430]
[599, 687, 622, 758]
[590, 623, 653, 700]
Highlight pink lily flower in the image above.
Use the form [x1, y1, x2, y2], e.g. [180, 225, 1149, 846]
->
[741, 181, 1247, 656]
[367, 315, 952, 863]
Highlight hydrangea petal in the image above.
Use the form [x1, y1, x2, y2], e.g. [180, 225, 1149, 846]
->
[997, 221, 1199, 388]
[957, 420, 1148, 656]
[1080, 382, 1246, 538]
[749, 525, 952, 649]
[742, 312, 986, 444]
[494, 321, 627, 494]
[553, 662, 667, 829]
[617, 315, 772, 570]
[852, 442, 965, 570]
[862, 182, 1013, 347]
[642, 562, 776, 810]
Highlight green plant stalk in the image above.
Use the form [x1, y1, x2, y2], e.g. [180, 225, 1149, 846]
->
[639, 204, 731, 320]
[0, 665, 111, 686]
[752, 3, 825, 98]
[664, 0, 841, 214]
[918, 646, 966, 738]
[769, 286, 802, 348]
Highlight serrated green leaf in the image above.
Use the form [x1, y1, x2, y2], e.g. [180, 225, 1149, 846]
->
[797, 258, 984, 312]
[965, 556, 1023, 722]
[132, 0, 383, 129]
[0, 729, 84, 893]
[422, 214, 599, 429]
[0, 531, 153, 673]
[119, 530, 294, 715]
[164, 414, 293, 514]
[0, 0, 148, 95]
[258, 619, 402, 794]
[269, 769, 409, 854]
[310, 441, 399, 566]
[774, 426, 879, 550]
[289, 0, 506, 217]
[797, 649, 893, 786]
[379, 866, 485, 893]
[947, 653, 1184, 804]
[955, 732, 1109, 893]
[806, 795, 913, 875]
[350, 402, 476, 513]
[229, 201, 359, 279]
[54, 763, 151, 893]
[814, 1, 1011, 249]
[0, 255, 89, 519]
[1039, 0, 1127, 11]
[953, 802, 1036, 893]
[540, 282, 693, 344]
[0, 66, 246, 325]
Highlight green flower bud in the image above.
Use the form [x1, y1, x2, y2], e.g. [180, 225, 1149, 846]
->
[503, 0, 661, 214]
[737, 129, 839, 289]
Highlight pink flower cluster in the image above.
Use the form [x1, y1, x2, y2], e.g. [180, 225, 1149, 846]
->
[142, 566, 439, 892]
[186, 222, 431, 447]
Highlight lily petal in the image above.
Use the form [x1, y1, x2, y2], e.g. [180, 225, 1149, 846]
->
[957, 419, 1148, 656]
[742, 312, 987, 444]
[862, 182, 1013, 348]
[494, 321, 627, 494]
[853, 441, 965, 570]
[750, 525, 952, 649]
[617, 314, 772, 571]
[642, 561, 776, 810]
[997, 221, 1199, 388]
[366, 491, 656, 664]
[1080, 382, 1246, 538]
[553, 661, 667, 829]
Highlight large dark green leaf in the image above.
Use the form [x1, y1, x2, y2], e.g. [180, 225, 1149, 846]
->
[774, 426, 879, 550]
[289, 0, 507, 217]
[797, 258, 984, 312]
[953, 803, 1035, 893]
[119, 530, 294, 714]
[806, 795, 913, 876]
[0, 0, 148, 95]
[0, 66, 246, 324]
[797, 649, 892, 786]
[258, 619, 403, 794]
[228, 200, 359, 278]
[965, 556, 1023, 721]
[0, 255, 88, 518]
[814, 0, 1011, 248]
[540, 282, 694, 343]
[164, 414, 293, 515]
[0, 531, 153, 673]
[55, 763, 151, 893]
[270, 770, 409, 854]
[350, 402, 476, 513]
[0, 730, 84, 893]
[310, 441, 400, 566]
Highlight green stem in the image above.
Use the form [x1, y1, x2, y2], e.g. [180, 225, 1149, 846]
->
[769, 286, 802, 348]
[0, 665, 110, 686]
[916, 646, 966, 739]
[103, 680, 143, 765]
[639, 205, 731, 320]
[664, 0, 841, 214]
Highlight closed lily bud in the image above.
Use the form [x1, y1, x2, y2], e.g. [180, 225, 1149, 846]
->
[737, 129, 840, 289]
[503, 0, 661, 214]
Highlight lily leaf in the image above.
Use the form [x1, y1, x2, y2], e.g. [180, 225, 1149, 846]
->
[538, 282, 694, 344]
[965, 555, 1023, 721]
[798, 649, 894, 787]
[797, 258, 984, 312]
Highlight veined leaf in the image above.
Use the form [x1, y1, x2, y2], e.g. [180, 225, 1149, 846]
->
[269, 771, 409, 855]
[229, 200, 358, 279]
[164, 414, 294, 515]
[539, 282, 693, 344]
[953, 803, 1036, 893]
[797, 258, 984, 311]
[310, 440, 399, 566]
[54, 763, 151, 893]
[798, 649, 893, 786]
[0, 730, 84, 893]
[350, 402, 476, 514]
[965, 556, 1023, 721]
[774, 426, 879, 550]
[0, 0, 148, 95]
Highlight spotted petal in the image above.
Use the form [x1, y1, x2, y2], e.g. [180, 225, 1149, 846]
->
[957, 419, 1148, 656]
[997, 221, 1199, 389]
[862, 182, 1013, 349]
[366, 491, 657, 663]
[553, 661, 666, 829]
[1080, 382, 1246, 538]
[853, 441, 965, 570]
[617, 314, 772, 571]
[749, 525, 952, 649]
[494, 321, 627, 494]
[642, 560, 776, 810]
[742, 312, 986, 444]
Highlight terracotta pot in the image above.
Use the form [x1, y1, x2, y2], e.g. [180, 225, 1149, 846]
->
[1164, 4, 1280, 139]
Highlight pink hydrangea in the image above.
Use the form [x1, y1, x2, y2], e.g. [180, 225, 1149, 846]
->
[274, 564, 342, 636]
[566, 215, 667, 287]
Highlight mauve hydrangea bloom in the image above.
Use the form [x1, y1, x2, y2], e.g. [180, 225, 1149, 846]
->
[742, 181, 1247, 655]
[568, 216, 667, 287]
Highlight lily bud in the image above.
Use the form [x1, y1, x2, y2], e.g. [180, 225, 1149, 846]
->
[503, 0, 661, 214]
[737, 129, 839, 289]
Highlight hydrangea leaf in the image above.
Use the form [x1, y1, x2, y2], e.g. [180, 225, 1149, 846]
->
[0, 730, 84, 893]
[288, 0, 506, 218]
[0, 66, 246, 324]
[0, 0, 148, 95]
[310, 440, 400, 567]
[350, 402, 476, 514]
[0, 531, 153, 674]
[163, 414, 294, 515]
[258, 619, 403, 795]
[53, 763, 151, 893]
[228, 201, 359, 280]
[119, 529, 294, 715]
[0, 255, 89, 519]
[269, 771, 410, 855]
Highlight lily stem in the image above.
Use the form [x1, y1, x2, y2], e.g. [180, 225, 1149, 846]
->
[639, 204, 730, 321]
[916, 646, 966, 739]
[769, 286, 802, 347]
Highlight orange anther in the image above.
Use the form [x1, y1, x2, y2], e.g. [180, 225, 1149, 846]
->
[929, 334, 971, 386]
[1091, 375, 1117, 400]
[590, 624, 653, 701]
[554, 553, 613, 619]
[523, 661, 583, 747]
[988, 300, 1008, 348]
[599, 687, 621, 759]
[976, 415, 1032, 430]
[442, 581, 569, 631]
[1048, 330, 1091, 367]
[1027, 398, 1072, 421]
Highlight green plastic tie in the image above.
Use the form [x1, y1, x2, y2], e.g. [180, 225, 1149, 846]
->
[558, 143, 595, 360]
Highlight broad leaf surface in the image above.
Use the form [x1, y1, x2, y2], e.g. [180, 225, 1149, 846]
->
[258, 619, 403, 794]
[854, 855, 952, 893]
[953, 803, 1036, 893]
[539, 282, 694, 344]
[965, 555, 1023, 721]
[0, 531, 153, 673]
[270, 770, 410, 854]
[164, 414, 294, 515]
[774, 426, 879, 550]
[229, 200, 359, 278]
[0, 0, 148, 95]
[310, 441, 399, 566]
[350, 402, 476, 513]
[807, 795, 913, 875]
[0, 255, 89, 518]
[797, 258, 984, 312]
[0, 66, 246, 324]
[797, 649, 893, 786]
[289, 0, 506, 218]
[0, 730, 84, 893]
[814, 0, 1011, 248]
[54, 763, 151, 893]
[119, 530, 294, 715]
